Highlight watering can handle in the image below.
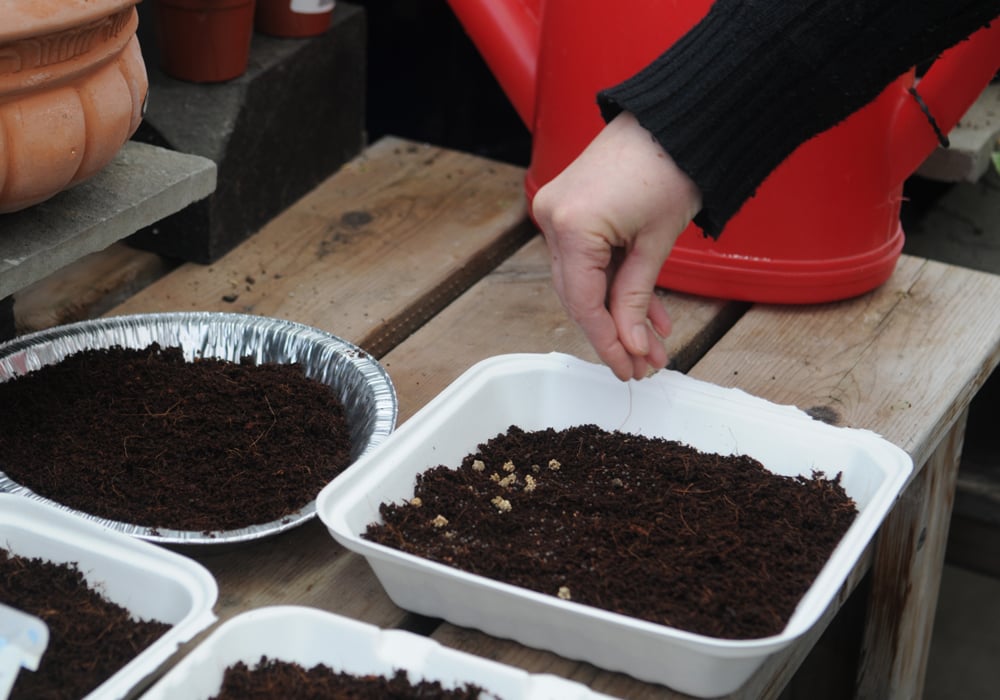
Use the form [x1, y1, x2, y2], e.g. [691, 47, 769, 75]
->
[889, 21, 1000, 186]
[448, 0, 1000, 184]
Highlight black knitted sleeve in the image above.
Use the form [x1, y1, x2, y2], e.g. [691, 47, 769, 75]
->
[598, 0, 1000, 238]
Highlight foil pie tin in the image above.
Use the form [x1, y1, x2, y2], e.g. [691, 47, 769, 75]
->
[0, 312, 397, 547]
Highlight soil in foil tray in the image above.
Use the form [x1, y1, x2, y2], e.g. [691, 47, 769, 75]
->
[0, 344, 353, 532]
[1, 549, 171, 700]
[211, 657, 489, 699]
[365, 424, 858, 640]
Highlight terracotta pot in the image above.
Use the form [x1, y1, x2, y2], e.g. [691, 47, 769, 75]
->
[154, 0, 255, 82]
[0, 0, 148, 214]
[255, 0, 335, 38]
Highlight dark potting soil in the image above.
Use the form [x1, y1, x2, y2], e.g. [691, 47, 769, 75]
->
[365, 424, 858, 640]
[1, 549, 171, 700]
[0, 344, 353, 532]
[210, 657, 490, 699]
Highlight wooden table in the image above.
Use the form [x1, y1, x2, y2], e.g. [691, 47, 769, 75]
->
[111, 137, 1000, 699]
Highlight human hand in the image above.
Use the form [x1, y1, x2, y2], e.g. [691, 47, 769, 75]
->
[531, 111, 702, 381]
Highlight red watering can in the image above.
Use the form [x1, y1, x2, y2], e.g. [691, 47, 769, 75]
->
[447, 0, 1000, 303]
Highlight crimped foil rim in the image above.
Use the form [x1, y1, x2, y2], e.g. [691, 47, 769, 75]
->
[0, 312, 397, 546]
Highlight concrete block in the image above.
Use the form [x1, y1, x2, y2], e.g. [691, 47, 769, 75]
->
[917, 84, 1000, 183]
[0, 142, 216, 301]
[902, 166, 1000, 275]
[128, 2, 366, 263]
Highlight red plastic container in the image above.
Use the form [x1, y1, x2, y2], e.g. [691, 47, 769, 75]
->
[154, 0, 255, 83]
[255, 0, 334, 38]
[448, 0, 1000, 303]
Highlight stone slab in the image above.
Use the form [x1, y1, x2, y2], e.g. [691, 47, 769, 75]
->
[127, 1, 366, 264]
[917, 83, 1000, 183]
[0, 141, 216, 302]
[903, 166, 1000, 275]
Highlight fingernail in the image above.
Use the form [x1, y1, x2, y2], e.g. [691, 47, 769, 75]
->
[631, 324, 649, 355]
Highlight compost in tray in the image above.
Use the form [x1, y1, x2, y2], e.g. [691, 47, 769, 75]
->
[365, 423, 858, 640]
[0, 549, 170, 700]
[0, 344, 353, 532]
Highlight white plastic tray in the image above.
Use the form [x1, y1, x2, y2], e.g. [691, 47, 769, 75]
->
[140, 605, 614, 699]
[0, 494, 218, 699]
[316, 353, 914, 697]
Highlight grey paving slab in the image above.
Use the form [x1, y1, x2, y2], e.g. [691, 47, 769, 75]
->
[902, 165, 1000, 275]
[917, 83, 1000, 183]
[0, 141, 216, 300]
[128, 1, 366, 264]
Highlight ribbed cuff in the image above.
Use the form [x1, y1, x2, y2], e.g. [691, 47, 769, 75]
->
[598, 0, 1000, 237]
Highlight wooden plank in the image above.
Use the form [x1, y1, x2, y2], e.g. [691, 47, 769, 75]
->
[685, 255, 1000, 699]
[686, 255, 1000, 471]
[381, 234, 745, 423]
[376, 234, 747, 697]
[13, 243, 176, 335]
[855, 414, 965, 699]
[104, 137, 535, 631]
[186, 520, 405, 629]
[97, 135, 739, 687]
[410, 253, 1000, 699]
[111, 136, 536, 357]
[95, 134, 997, 698]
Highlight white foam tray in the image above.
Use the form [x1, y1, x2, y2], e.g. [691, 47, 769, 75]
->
[140, 605, 614, 699]
[0, 494, 218, 699]
[316, 353, 914, 697]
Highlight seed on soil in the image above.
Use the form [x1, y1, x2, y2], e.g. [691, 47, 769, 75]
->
[365, 423, 858, 640]
[491, 496, 512, 513]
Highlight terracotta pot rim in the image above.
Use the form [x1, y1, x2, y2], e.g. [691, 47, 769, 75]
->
[0, 8, 138, 97]
[1, 0, 139, 44]
[0, 31, 148, 213]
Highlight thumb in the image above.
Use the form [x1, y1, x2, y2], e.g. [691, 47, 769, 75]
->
[607, 236, 675, 357]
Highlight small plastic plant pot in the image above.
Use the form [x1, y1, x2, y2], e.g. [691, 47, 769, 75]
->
[255, 0, 335, 38]
[154, 0, 256, 82]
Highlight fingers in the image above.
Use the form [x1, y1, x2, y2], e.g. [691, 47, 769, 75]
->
[646, 293, 673, 339]
[535, 196, 672, 380]
[531, 111, 701, 381]
[549, 230, 641, 381]
[607, 225, 677, 360]
[555, 242, 669, 381]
